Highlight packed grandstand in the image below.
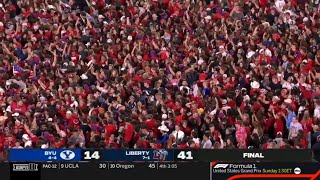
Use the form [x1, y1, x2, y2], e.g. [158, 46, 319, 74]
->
[0, 0, 320, 161]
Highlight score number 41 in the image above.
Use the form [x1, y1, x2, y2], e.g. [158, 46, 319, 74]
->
[177, 151, 193, 160]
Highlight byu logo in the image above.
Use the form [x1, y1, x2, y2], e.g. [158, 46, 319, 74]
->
[60, 150, 76, 160]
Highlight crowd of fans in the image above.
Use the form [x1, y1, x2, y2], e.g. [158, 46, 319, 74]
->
[0, 0, 320, 160]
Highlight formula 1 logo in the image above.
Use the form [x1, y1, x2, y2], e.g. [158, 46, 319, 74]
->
[60, 150, 76, 160]
[213, 164, 229, 169]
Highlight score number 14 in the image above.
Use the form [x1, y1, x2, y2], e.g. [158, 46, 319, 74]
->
[177, 151, 193, 160]
[84, 151, 101, 160]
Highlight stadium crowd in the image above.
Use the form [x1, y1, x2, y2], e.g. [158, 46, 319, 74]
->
[0, 0, 320, 159]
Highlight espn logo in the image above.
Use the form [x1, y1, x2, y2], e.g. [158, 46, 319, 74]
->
[13, 163, 39, 171]
[213, 164, 229, 168]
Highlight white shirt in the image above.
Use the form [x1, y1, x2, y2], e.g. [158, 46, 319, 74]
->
[192, 84, 199, 97]
[289, 122, 303, 139]
[201, 139, 212, 149]
[282, 60, 289, 70]
[284, 10, 295, 16]
[314, 106, 320, 119]
[171, 130, 185, 141]
[24, 140, 32, 147]
[298, 106, 305, 116]
[193, 138, 200, 145]
[282, 81, 295, 90]
[283, 17, 295, 25]
[259, 48, 272, 57]
[275, 0, 286, 11]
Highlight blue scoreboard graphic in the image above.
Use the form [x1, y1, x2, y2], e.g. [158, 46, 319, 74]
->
[10, 149, 82, 161]
[9, 149, 174, 162]
[9, 149, 311, 162]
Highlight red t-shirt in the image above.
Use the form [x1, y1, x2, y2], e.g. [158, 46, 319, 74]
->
[274, 118, 284, 135]
[301, 119, 313, 134]
[259, 0, 268, 7]
[145, 119, 157, 131]
[264, 118, 274, 133]
[11, 102, 27, 114]
[105, 124, 117, 138]
[181, 126, 192, 136]
[175, 115, 184, 124]
[124, 123, 134, 143]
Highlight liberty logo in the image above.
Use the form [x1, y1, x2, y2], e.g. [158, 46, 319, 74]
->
[60, 150, 76, 160]
[153, 149, 168, 161]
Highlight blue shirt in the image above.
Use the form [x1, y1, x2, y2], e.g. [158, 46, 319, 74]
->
[158, 134, 169, 145]
[203, 88, 210, 96]
[286, 112, 296, 128]
[15, 48, 28, 61]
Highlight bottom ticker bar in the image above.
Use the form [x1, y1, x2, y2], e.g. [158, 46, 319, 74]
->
[7, 161, 320, 180]
[40, 162, 208, 180]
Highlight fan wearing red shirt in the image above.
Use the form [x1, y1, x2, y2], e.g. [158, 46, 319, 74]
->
[181, 121, 192, 136]
[104, 119, 117, 140]
[66, 111, 80, 129]
[298, 137, 308, 149]
[300, 112, 313, 135]
[145, 117, 157, 131]
[11, 100, 27, 114]
[273, 113, 285, 137]
[105, 134, 119, 149]
[124, 121, 134, 143]
[149, 140, 162, 149]
[264, 115, 275, 135]
[226, 97, 236, 108]
[3, 135, 16, 148]
[134, 138, 148, 149]
[175, 114, 184, 124]
[259, 0, 268, 8]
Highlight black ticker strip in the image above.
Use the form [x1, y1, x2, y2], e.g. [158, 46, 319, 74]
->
[40, 162, 209, 180]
